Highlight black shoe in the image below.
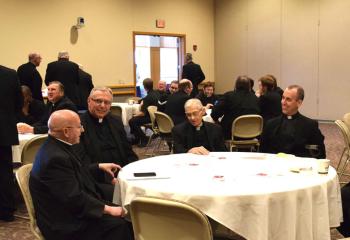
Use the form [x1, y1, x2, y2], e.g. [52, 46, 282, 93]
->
[130, 138, 140, 145]
[0, 214, 15, 222]
[138, 137, 149, 148]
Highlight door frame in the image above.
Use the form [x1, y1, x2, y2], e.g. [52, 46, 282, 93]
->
[132, 31, 186, 94]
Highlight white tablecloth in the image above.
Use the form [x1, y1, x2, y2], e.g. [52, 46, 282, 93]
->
[111, 102, 140, 126]
[203, 108, 214, 123]
[118, 152, 342, 240]
[12, 134, 43, 163]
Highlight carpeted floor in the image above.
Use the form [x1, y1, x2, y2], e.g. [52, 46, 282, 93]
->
[0, 122, 347, 239]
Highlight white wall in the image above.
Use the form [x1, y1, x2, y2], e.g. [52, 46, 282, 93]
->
[0, 0, 214, 86]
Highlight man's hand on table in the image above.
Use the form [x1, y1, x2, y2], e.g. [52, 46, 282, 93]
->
[17, 123, 34, 134]
[188, 146, 210, 155]
[98, 163, 121, 178]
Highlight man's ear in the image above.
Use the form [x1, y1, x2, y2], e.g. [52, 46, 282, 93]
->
[297, 99, 303, 108]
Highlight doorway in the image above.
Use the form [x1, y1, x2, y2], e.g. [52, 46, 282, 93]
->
[133, 32, 186, 97]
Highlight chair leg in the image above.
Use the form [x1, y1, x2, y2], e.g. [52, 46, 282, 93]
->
[338, 150, 350, 183]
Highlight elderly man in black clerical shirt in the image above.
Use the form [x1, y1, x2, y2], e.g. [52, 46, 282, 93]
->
[29, 110, 134, 240]
[77, 87, 138, 184]
[17, 81, 77, 134]
[260, 85, 326, 158]
[17, 53, 44, 102]
[172, 99, 226, 154]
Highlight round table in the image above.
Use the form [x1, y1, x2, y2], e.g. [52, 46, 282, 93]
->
[118, 152, 342, 240]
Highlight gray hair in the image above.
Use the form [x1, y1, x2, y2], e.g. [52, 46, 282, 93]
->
[89, 87, 113, 98]
[58, 51, 69, 59]
[184, 98, 203, 110]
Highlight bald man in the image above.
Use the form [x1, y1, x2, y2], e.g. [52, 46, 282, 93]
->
[29, 110, 134, 240]
[172, 99, 226, 154]
[17, 53, 43, 102]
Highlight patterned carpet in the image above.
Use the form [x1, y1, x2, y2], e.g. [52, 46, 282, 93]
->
[0, 122, 347, 240]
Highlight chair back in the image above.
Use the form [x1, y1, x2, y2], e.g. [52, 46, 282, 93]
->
[343, 113, 350, 130]
[126, 96, 142, 104]
[21, 135, 48, 165]
[16, 164, 44, 240]
[110, 105, 123, 117]
[334, 120, 350, 184]
[147, 105, 158, 131]
[130, 196, 213, 240]
[154, 111, 174, 134]
[231, 114, 263, 140]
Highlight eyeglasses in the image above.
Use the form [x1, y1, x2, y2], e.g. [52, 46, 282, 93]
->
[185, 110, 202, 118]
[66, 125, 84, 130]
[91, 98, 112, 105]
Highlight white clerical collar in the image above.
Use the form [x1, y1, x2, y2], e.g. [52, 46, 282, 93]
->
[195, 122, 203, 131]
[287, 115, 292, 119]
[98, 118, 103, 123]
[56, 138, 73, 146]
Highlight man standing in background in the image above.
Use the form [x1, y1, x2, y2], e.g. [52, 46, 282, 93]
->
[45, 51, 81, 107]
[181, 53, 205, 98]
[17, 53, 44, 102]
[78, 66, 94, 110]
[0, 65, 23, 222]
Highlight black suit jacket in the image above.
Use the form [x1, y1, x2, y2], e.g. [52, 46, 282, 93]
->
[181, 61, 205, 97]
[17, 99, 46, 125]
[0, 65, 23, 146]
[17, 62, 43, 102]
[33, 96, 77, 134]
[259, 91, 282, 124]
[164, 91, 191, 125]
[211, 89, 260, 139]
[45, 59, 81, 106]
[79, 112, 138, 169]
[172, 121, 227, 153]
[78, 69, 94, 110]
[260, 112, 326, 158]
[29, 136, 108, 240]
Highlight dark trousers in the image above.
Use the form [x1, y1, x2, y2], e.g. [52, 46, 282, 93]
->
[129, 116, 150, 142]
[338, 183, 350, 237]
[0, 146, 15, 216]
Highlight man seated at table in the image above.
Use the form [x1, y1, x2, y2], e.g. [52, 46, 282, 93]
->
[164, 79, 192, 125]
[17, 81, 77, 134]
[196, 81, 218, 109]
[129, 78, 159, 147]
[172, 98, 227, 154]
[77, 87, 138, 184]
[17, 85, 46, 125]
[158, 80, 178, 112]
[260, 85, 326, 158]
[29, 110, 134, 240]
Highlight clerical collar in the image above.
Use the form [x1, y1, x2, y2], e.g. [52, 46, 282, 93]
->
[88, 112, 105, 124]
[56, 138, 73, 146]
[284, 112, 300, 120]
[98, 118, 103, 123]
[195, 122, 203, 131]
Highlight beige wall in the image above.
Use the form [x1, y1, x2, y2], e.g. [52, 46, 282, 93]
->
[1, 0, 214, 86]
[215, 0, 350, 120]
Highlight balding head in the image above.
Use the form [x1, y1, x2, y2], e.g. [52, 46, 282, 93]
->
[48, 110, 83, 144]
[179, 79, 193, 95]
[184, 98, 205, 127]
[28, 53, 42, 67]
[157, 80, 167, 92]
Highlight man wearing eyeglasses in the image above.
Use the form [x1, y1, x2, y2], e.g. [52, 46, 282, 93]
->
[172, 99, 226, 154]
[77, 87, 138, 185]
[17, 81, 77, 134]
[30, 110, 134, 240]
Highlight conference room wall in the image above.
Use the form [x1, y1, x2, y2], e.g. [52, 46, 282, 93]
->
[0, 0, 214, 87]
[215, 0, 350, 121]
